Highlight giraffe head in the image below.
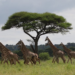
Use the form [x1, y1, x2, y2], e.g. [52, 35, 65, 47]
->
[60, 42, 63, 46]
[16, 40, 23, 47]
[45, 36, 49, 41]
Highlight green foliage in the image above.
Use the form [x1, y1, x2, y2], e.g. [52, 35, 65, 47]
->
[39, 52, 50, 60]
[69, 47, 75, 51]
[2, 11, 72, 34]
[45, 48, 53, 56]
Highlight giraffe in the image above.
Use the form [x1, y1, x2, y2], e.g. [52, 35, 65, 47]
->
[60, 42, 75, 64]
[0, 42, 18, 65]
[45, 36, 66, 63]
[0, 42, 20, 65]
[16, 40, 40, 65]
[0, 43, 9, 64]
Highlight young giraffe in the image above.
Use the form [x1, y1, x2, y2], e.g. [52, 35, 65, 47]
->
[0, 42, 20, 65]
[45, 36, 66, 63]
[60, 42, 75, 64]
[16, 40, 40, 65]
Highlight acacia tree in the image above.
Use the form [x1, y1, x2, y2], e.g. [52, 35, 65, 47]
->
[2, 12, 72, 53]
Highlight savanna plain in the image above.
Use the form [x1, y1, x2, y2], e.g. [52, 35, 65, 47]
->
[0, 58, 75, 75]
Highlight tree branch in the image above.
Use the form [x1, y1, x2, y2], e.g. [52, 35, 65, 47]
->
[30, 44, 35, 53]
[39, 24, 46, 33]
[40, 31, 59, 36]
[23, 27, 34, 39]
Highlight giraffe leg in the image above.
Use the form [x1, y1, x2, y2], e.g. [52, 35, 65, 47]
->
[52, 58, 54, 63]
[56, 57, 59, 63]
[67, 58, 69, 63]
[30, 57, 34, 65]
[30, 60, 33, 65]
[24, 60, 25, 64]
[52, 56, 56, 63]
[10, 59, 16, 65]
[9, 59, 12, 65]
[15, 59, 20, 64]
[67, 58, 72, 64]
[26, 60, 29, 64]
[13, 56, 20, 64]
[6, 61, 8, 64]
[24, 58, 27, 64]
[53, 56, 59, 63]
[61, 56, 66, 63]
[31, 56, 38, 65]
[37, 58, 40, 64]
[25, 59, 29, 65]
[13, 59, 16, 65]
[11, 54, 20, 64]
[24, 58, 29, 64]
[67, 56, 72, 63]
[70, 58, 72, 64]
[3, 60, 8, 64]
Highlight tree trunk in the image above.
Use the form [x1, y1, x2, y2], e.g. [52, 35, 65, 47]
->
[23, 29, 40, 54]
[30, 44, 36, 53]
[35, 40, 38, 54]
[32, 37, 39, 54]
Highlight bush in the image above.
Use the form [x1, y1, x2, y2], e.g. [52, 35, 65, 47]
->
[39, 52, 50, 60]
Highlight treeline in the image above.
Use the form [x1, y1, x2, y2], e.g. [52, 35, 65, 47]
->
[0, 43, 75, 59]
[5, 43, 75, 52]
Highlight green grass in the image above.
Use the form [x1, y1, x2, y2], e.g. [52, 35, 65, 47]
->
[0, 58, 75, 75]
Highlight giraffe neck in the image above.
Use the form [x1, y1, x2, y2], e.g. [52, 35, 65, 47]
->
[47, 38, 59, 51]
[0, 43, 9, 52]
[0, 43, 9, 55]
[0, 43, 9, 51]
[21, 42, 29, 54]
[62, 44, 71, 53]
[47, 38, 51, 43]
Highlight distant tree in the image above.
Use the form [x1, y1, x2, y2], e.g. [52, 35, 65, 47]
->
[45, 48, 53, 56]
[69, 47, 75, 51]
[14, 50, 23, 59]
[2, 12, 72, 53]
[39, 52, 50, 60]
[67, 43, 75, 47]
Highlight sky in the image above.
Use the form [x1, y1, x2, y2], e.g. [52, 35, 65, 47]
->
[0, 0, 75, 45]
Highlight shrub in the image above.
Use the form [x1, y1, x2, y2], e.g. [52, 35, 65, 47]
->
[39, 52, 50, 60]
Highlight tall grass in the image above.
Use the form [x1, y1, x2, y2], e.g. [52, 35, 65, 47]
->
[0, 58, 75, 75]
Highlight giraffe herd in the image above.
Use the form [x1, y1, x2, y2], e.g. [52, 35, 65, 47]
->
[45, 36, 75, 64]
[45, 37, 66, 63]
[0, 36, 75, 65]
[0, 40, 40, 65]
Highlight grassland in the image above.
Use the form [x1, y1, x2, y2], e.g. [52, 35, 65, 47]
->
[0, 58, 75, 75]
